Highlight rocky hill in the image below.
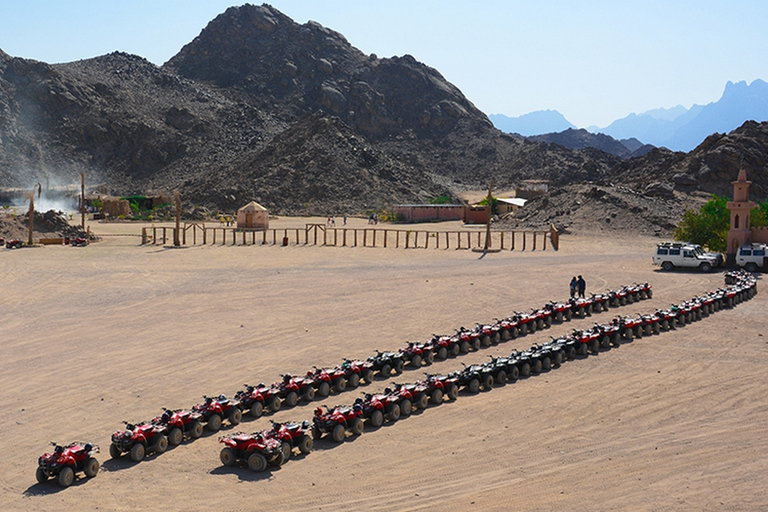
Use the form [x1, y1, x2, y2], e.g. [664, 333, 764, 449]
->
[526, 128, 654, 158]
[1, 4, 767, 228]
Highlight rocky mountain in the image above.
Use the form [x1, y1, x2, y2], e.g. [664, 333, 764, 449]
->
[0, 4, 767, 225]
[526, 128, 653, 159]
[489, 110, 575, 137]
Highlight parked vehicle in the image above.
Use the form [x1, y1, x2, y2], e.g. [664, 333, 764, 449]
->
[455, 363, 495, 393]
[219, 431, 284, 471]
[151, 408, 204, 444]
[366, 351, 405, 378]
[424, 334, 460, 360]
[312, 405, 364, 442]
[264, 421, 313, 460]
[70, 237, 88, 247]
[37, 442, 100, 487]
[545, 301, 573, 323]
[274, 374, 315, 406]
[338, 359, 375, 387]
[736, 243, 768, 272]
[355, 392, 401, 427]
[653, 242, 720, 272]
[5, 239, 22, 249]
[307, 366, 347, 394]
[235, 384, 280, 417]
[398, 341, 434, 368]
[110, 421, 169, 461]
[191, 395, 242, 432]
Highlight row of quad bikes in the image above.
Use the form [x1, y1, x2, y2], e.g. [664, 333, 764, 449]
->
[37, 274, 757, 484]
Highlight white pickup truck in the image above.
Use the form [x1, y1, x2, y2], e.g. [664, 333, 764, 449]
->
[653, 242, 722, 273]
[736, 243, 767, 272]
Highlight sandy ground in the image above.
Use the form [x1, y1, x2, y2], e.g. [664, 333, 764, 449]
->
[1, 218, 767, 512]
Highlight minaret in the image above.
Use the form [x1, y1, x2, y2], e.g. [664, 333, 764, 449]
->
[726, 168, 755, 261]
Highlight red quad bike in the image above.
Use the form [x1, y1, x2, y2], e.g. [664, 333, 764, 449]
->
[399, 341, 434, 368]
[5, 239, 22, 249]
[510, 312, 537, 336]
[338, 358, 376, 387]
[191, 394, 243, 432]
[473, 323, 502, 347]
[219, 431, 284, 472]
[653, 309, 677, 331]
[613, 316, 644, 340]
[418, 373, 460, 404]
[590, 292, 610, 313]
[355, 392, 402, 428]
[312, 404, 364, 443]
[529, 308, 553, 331]
[456, 327, 481, 352]
[386, 384, 415, 417]
[425, 334, 461, 360]
[308, 366, 347, 395]
[110, 421, 169, 462]
[571, 328, 601, 356]
[70, 237, 88, 247]
[151, 408, 204, 445]
[37, 441, 100, 487]
[568, 297, 594, 318]
[636, 282, 653, 299]
[545, 301, 573, 324]
[639, 314, 661, 335]
[235, 383, 281, 418]
[265, 421, 313, 461]
[498, 316, 521, 340]
[275, 373, 316, 407]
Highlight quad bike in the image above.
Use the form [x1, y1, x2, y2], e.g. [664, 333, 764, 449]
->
[235, 383, 281, 417]
[613, 316, 644, 339]
[487, 355, 521, 382]
[653, 309, 678, 331]
[568, 297, 594, 318]
[397, 381, 430, 410]
[530, 341, 565, 369]
[366, 351, 405, 378]
[639, 314, 661, 335]
[338, 359, 376, 387]
[455, 363, 495, 394]
[37, 441, 100, 487]
[590, 292, 610, 312]
[312, 404, 364, 443]
[385, 384, 415, 417]
[307, 366, 348, 395]
[70, 237, 88, 247]
[473, 322, 502, 347]
[355, 392, 402, 427]
[110, 421, 169, 462]
[636, 282, 653, 299]
[545, 301, 573, 323]
[264, 421, 314, 461]
[5, 239, 22, 249]
[274, 374, 316, 406]
[509, 312, 536, 336]
[151, 408, 204, 444]
[498, 316, 521, 339]
[528, 308, 553, 331]
[571, 328, 601, 355]
[219, 431, 284, 471]
[414, 373, 460, 404]
[455, 327, 481, 352]
[424, 334, 460, 360]
[191, 395, 243, 432]
[399, 341, 434, 368]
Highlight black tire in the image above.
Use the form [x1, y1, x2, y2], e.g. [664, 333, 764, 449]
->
[471, 338, 481, 351]
[508, 365, 520, 381]
[400, 399, 413, 416]
[501, 329, 511, 341]
[130, 443, 145, 462]
[299, 435, 313, 454]
[553, 350, 564, 366]
[545, 316, 552, 328]
[303, 386, 316, 401]
[249, 402, 264, 418]
[248, 453, 267, 472]
[350, 418, 364, 436]
[578, 343, 588, 356]
[555, 311, 564, 323]
[520, 323, 528, 336]
[312, 425, 322, 440]
[644, 324, 652, 336]
[510, 326, 519, 338]
[480, 335, 491, 347]
[220, 447, 236, 466]
[566, 309, 573, 321]
[460, 341, 470, 354]
[270, 396, 282, 412]
[600, 336, 611, 349]
[369, 409, 384, 428]
[634, 326, 643, 339]
[168, 427, 183, 446]
[437, 346, 448, 360]
[410, 354, 422, 368]
[190, 420, 204, 439]
[495, 370, 507, 385]
[468, 378, 480, 394]
[529, 321, 536, 333]
[379, 364, 391, 378]
[109, 443, 122, 459]
[520, 362, 531, 377]
[281, 441, 292, 462]
[531, 359, 543, 373]
[334, 378, 347, 393]
[566, 345, 577, 359]
[537, 319, 545, 330]
[318, 381, 331, 397]
[541, 357, 551, 371]
[362, 369, 375, 384]
[36, 467, 48, 484]
[416, 393, 429, 410]
[393, 359, 405, 374]
[389, 403, 401, 421]
[746, 262, 758, 272]
[430, 389, 443, 404]
[270, 450, 285, 468]
[154, 435, 168, 454]
[653, 323, 660, 335]
[624, 329, 633, 340]
[332, 423, 346, 442]
[348, 373, 361, 388]
[447, 383, 459, 400]
[482, 374, 494, 389]
[450, 344, 460, 357]
[84, 457, 99, 478]
[700, 262, 712, 273]
[229, 407, 243, 425]
[58, 466, 74, 488]
[207, 414, 222, 432]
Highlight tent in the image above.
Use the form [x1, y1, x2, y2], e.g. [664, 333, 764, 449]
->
[236, 201, 269, 230]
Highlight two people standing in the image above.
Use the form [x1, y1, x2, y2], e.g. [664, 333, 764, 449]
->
[570, 275, 586, 298]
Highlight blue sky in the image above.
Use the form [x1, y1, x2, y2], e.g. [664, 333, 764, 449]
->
[1, 1, 766, 128]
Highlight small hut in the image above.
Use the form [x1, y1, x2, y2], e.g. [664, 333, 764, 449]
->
[236, 201, 269, 230]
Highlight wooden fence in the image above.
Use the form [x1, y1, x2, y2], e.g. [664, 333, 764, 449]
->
[142, 223, 559, 251]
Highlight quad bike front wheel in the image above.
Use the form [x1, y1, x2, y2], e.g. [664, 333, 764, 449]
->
[303, 386, 316, 401]
[317, 381, 331, 397]
[299, 434, 313, 454]
[460, 341, 470, 354]
[399, 399, 413, 416]
[248, 453, 267, 472]
[430, 389, 443, 404]
[35, 467, 48, 484]
[168, 427, 183, 446]
[437, 346, 448, 360]
[379, 364, 392, 378]
[281, 441, 292, 461]
[58, 466, 75, 488]
[269, 397, 282, 412]
[447, 383, 459, 399]
[250, 402, 264, 418]
[369, 409, 384, 428]
[410, 354, 422, 368]
[207, 414, 223, 432]
[154, 436, 169, 454]
[331, 424, 346, 442]
[229, 407, 242, 425]
[190, 420, 204, 438]
[220, 447, 236, 466]
[468, 378, 480, 394]
[350, 418, 364, 436]
[362, 369, 374, 384]
[84, 457, 99, 478]
[109, 443, 122, 459]
[495, 370, 507, 385]
[285, 391, 299, 407]
[348, 373, 361, 388]
[389, 404, 401, 421]
[130, 443, 145, 462]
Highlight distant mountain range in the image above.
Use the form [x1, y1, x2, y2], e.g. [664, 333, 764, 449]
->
[492, 79, 768, 152]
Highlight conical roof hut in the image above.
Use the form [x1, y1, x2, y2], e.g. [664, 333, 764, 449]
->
[236, 201, 269, 230]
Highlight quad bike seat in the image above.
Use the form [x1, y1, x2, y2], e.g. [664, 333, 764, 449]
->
[286, 424, 301, 432]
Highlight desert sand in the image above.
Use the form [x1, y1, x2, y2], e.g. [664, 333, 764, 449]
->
[1, 217, 767, 511]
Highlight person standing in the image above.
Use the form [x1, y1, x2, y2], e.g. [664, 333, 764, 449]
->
[570, 276, 578, 298]
[577, 275, 586, 298]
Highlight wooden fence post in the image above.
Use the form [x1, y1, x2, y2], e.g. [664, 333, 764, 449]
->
[354, 229, 358, 247]
[343, 229, 347, 247]
[396, 231, 399, 248]
[533, 231, 537, 250]
[500, 231, 504, 250]
[522, 231, 527, 251]
[364, 229, 367, 247]
[383, 230, 387, 248]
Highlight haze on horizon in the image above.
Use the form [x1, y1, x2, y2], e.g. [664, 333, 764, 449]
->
[0, 0, 766, 128]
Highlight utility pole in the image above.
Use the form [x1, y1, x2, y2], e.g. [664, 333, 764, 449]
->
[80, 172, 86, 230]
[174, 190, 181, 247]
[483, 180, 494, 252]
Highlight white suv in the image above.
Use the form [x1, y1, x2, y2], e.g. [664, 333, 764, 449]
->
[653, 242, 720, 273]
[736, 243, 767, 272]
